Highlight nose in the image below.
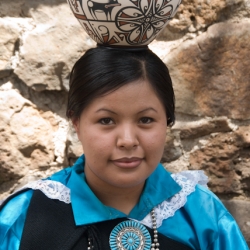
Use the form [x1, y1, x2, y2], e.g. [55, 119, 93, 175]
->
[116, 124, 139, 149]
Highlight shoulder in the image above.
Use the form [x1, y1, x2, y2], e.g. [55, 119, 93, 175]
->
[172, 170, 225, 209]
[186, 181, 227, 218]
[170, 170, 227, 221]
[0, 189, 33, 249]
[0, 166, 73, 249]
[147, 171, 248, 249]
[185, 185, 249, 249]
[142, 170, 228, 230]
[171, 170, 228, 221]
[141, 170, 220, 227]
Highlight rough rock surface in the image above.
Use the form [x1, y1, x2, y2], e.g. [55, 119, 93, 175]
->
[14, 4, 95, 91]
[0, 83, 62, 198]
[0, 19, 19, 78]
[159, 0, 250, 41]
[0, 0, 249, 245]
[165, 20, 250, 119]
[189, 126, 250, 194]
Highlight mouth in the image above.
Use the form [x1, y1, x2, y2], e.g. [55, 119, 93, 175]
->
[111, 157, 143, 169]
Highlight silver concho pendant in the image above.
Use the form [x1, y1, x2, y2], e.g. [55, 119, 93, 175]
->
[109, 220, 152, 250]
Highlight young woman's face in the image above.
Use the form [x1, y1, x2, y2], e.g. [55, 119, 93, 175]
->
[74, 80, 167, 190]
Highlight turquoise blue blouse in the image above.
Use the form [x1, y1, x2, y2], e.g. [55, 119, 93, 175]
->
[0, 155, 249, 249]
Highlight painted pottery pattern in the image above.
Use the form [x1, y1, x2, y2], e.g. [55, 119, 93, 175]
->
[67, 0, 182, 46]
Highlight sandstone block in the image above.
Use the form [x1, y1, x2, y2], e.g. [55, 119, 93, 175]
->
[66, 128, 83, 166]
[158, 0, 247, 40]
[0, 19, 19, 78]
[0, 87, 57, 196]
[162, 130, 183, 163]
[189, 126, 250, 195]
[0, 0, 65, 17]
[14, 4, 95, 91]
[174, 117, 233, 139]
[10, 106, 54, 163]
[0, 88, 31, 124]
[163, 156, 190, 173]
[166, 20, 250, 120]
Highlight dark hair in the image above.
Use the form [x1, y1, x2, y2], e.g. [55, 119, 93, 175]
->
[67, 46, 175, 126]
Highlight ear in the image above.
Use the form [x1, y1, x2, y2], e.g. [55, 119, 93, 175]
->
[72, 117, 80, 138]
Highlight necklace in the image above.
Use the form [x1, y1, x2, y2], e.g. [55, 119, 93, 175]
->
[150, 208, 160, 250]
[87, 208, 159, 250]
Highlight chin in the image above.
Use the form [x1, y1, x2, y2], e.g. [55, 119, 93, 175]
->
[109, 178, 146, 189]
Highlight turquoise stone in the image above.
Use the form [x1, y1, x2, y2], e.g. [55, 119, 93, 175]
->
[109, 220, 152, 250]
[128, 237, 134, 244]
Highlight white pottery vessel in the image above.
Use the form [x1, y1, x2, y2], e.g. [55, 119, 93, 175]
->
[67, 0, 182, 47]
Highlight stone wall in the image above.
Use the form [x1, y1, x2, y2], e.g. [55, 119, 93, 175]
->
[0, 0, 249, 245]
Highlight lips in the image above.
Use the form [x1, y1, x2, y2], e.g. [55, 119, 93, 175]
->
[111, 157, 143, 168]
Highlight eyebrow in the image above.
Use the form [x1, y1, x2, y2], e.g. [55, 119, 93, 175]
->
[95, 108, 117, 114]
[137, 107, 158, 114]
[95, 107, 157, 114]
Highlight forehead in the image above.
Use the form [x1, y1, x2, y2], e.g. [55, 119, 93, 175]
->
[83, 79, 165, 112]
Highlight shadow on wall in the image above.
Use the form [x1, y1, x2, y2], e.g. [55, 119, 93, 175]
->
[0, 0, 66, 17]
[9, 73, 68, 119]
[173, 21, 250, 120]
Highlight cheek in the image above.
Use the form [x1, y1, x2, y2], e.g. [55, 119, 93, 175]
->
[142, 129, 166, 152]
[80, 128, 114, 155]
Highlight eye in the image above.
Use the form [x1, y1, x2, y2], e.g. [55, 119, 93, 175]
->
[99, 118, 114, 125]
[139, 117, 154, 124]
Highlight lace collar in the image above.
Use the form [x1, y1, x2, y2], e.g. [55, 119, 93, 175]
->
[15, 155, 208, 227]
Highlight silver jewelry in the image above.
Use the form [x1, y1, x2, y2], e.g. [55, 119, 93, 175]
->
[87, 208, 159, 250]
[88, 237, 94, 249]
[150, 208, 160, 250]
[109, 220, 151, 250]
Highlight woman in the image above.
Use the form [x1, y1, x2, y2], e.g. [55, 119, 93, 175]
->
[0, 46, 249, 249]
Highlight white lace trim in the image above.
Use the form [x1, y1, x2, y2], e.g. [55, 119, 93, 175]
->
[11, 170, 207, 222]
[18, 180, 71, 204]
[139, 170, 208, 228]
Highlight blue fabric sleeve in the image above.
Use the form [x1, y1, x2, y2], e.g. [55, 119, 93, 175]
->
[207, 211, 249, 250]
[157, 185, 249, 249]
[0, 190, 33, 250]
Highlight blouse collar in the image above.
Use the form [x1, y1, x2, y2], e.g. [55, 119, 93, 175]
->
[64, 155, 181, 226]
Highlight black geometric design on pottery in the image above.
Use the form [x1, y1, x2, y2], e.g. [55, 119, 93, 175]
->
[115, 0, 173, 45]
[87, 0, 121, 21]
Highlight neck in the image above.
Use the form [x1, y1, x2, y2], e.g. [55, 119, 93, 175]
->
[85, 168, 145, 215]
